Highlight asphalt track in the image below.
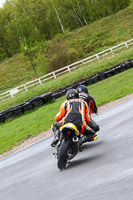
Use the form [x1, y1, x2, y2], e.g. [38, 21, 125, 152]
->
[0, 98, 133, 200]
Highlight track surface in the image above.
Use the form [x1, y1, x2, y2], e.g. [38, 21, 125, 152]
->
[0, 98, 133, 200]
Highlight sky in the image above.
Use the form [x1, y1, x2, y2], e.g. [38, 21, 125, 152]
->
[0, 0, 6, 8]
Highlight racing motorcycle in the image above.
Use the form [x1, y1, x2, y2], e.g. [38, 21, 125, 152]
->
[53, 101, 99, 170]
[53, 123, 84, 170]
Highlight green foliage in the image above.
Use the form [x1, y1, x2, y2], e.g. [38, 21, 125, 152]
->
[130, 0, 133, 6]
[0, 0, 130, 61]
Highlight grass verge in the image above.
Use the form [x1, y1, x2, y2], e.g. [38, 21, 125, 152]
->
[0, 68, 133, 155]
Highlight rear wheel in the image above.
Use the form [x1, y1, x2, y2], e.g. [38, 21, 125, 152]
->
[57, 140, 71, 170]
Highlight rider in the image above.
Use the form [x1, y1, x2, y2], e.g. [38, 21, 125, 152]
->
[51, 89, 97, 147]
[76, 85, 99, 133]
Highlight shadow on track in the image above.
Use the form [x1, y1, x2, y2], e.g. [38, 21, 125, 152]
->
[81, 140, 103, 151]
[67, 154, 102, 169]
[66, 141, 103, 169]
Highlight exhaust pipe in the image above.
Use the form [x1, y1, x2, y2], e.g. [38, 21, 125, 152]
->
[72, 136, 79, 142]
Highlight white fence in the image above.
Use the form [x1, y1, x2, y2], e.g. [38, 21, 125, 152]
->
[0, 38, 133, 101]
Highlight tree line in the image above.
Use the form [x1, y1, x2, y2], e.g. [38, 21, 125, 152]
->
[0, 0, 130, 61]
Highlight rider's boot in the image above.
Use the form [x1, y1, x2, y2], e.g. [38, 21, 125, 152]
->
[79, 135, 86, 151]
[79, 140, 83, 152]
[82, 130, 98, 144]
[51, 124, 60, 147]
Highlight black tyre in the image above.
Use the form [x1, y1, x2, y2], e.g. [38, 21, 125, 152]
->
[57, 140, 71, 170]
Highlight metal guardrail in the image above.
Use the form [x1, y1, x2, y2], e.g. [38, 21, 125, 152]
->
[0, 38, 133, 101]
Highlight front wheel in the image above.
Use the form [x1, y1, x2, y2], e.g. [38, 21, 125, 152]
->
[57, 140, 71, 170]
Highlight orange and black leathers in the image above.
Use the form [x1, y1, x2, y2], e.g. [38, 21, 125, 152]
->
[55, 98, 90, 133]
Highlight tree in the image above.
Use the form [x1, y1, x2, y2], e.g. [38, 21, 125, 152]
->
[50, 0, 65, 32]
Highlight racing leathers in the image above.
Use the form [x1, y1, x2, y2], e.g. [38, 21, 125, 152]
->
[51, 98, 97, 147]
[79, 92, 99, 132]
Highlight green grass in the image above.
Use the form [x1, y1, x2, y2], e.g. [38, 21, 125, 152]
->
[0, 68, 133, 155]
[0, 46, 133, 112]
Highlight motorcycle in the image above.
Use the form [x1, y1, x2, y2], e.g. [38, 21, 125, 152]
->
[53, 123, 84, 170]
[53, 101, 99, 170]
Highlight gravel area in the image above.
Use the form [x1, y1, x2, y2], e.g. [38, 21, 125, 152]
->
[0, 93, 133, 160]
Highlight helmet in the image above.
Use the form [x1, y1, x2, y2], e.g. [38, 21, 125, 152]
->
[66, 89, 79, 100]
[76, 85, 89, 94]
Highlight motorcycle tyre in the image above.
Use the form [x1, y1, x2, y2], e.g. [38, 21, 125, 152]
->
[57, 140, 71, 170]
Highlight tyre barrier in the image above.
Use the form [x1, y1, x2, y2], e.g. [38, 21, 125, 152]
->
[91, 74, 100, 83]
[40, 92, 52, 103]
[78, 80, 87, 86]
[26, 96, 44, 107]
[71, 82, 81, 89]
[1, 109, 14, 120]
[11, 105, 24, 116]
[84, 77, 93, 85]
[0, 59, 133, 123]
[22, 102, 34, 112]
[52, 92, 61, 99]
[98, 72, 106, 81]
[0, 92, 52, 122]
[52, 89, 66, 99]
[0, 113, 5, 123]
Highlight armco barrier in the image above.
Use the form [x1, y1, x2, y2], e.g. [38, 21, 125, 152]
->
[0, 60, 133, 123]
